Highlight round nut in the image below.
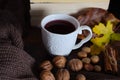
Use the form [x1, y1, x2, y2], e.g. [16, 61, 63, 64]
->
[84, 64, 94, 71]
[82, 57, 91, 64]
[94, 65, 102, 72]
[40, 60, 53, 71]
[78, 51, 87, 58]
[56, 69, 70, 80]
[76, 74, 86, 80]
[52, 56, 67, 68]
[82, 47, 91, 53]
[40, 70, 55, 80]
[68, 58, 83, 71]
[91, 55, 99, 64]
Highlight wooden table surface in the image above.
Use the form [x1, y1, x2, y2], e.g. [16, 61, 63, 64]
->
[24, 27, 120, 80]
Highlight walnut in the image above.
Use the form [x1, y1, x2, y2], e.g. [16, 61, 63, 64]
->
[90, 55, 99, 64]
[82, 47, 91, 53]
[52, 56, 67, 68]
[68, 58, 83, 71]
[82, 57, 91, 64]
[40, 60, 53, 71]
[40, 70, 55, 80]
[84, 64, 94, 71]
[56, 69, 70, 80]
[78, 51, 87, 58]
[76, 74, 86, 80]
[94, 65, 102, 72]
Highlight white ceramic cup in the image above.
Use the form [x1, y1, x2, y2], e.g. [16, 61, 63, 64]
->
[41, 14, 92, 56]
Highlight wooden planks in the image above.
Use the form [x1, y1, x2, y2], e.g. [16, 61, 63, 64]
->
[30, 0, 109, 3]
[30, 0, 110, 26]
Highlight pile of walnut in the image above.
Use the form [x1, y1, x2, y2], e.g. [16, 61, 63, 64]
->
[39, 47, 101, 80]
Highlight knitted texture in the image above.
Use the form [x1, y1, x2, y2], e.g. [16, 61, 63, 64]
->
[0, 10, 38, 80]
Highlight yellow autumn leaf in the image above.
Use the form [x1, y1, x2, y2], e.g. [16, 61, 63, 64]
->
[91, 21, 114, 49]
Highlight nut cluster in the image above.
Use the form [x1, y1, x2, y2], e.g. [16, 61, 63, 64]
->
[39, 56, 70, 80]
[77, 47, 101, 72]
[39, 46, 102, 80]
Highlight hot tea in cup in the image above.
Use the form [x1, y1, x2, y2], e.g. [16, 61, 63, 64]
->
[45, 20, 76, 34]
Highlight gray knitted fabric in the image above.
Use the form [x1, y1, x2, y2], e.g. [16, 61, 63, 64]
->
[0, 11, 38, 80]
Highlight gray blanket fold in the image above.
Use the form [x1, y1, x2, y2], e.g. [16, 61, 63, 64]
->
[0, 10, 38, 80]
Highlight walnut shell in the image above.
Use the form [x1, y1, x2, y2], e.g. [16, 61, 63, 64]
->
[76, 74, 86, 80]
[40, 60, 53, 71]
[90, 55, 99, 64]
[40, 70, 55, 80]
[56, 69, 70, 80]
[84, 64, 94, 71]
[82, 57, 91, 64]
[78, 51, 87, 58]
[82, 47, 91, 53]
[94, 65, 102, 72]
[52, 56, 67, 68]
[68, 58, 83, 71]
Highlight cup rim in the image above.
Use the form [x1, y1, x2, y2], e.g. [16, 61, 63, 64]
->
[41, 14, 80, 35]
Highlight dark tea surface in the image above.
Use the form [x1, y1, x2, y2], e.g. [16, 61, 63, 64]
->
[45, 20, 75, 34]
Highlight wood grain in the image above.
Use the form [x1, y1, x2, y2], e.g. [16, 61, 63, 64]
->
[30, 0, 109, 3]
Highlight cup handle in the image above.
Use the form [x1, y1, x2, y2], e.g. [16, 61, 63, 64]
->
[72, 25, 92, 50]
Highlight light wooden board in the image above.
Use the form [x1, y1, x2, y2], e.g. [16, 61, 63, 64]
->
[30, 0, 109, 3]
[30, 0, 110, 26]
